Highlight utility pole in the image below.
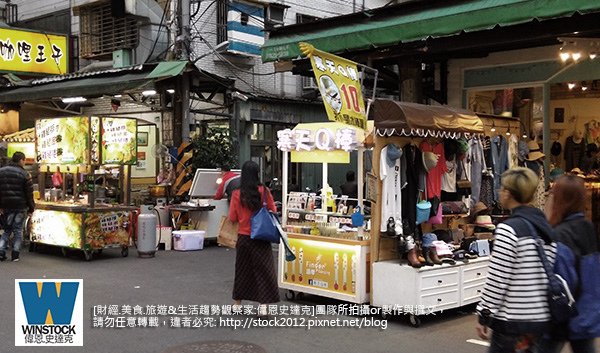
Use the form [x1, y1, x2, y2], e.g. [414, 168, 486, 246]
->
[179, 0, 191, 143]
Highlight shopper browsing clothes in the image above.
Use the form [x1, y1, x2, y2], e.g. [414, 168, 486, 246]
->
[0, 152, 35, 262]
[228, 161, 279, 307]
[476, 167, 557, 353]
[539, 175, 599, 353]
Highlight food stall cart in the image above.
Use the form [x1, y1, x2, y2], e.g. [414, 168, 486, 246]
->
[30, 116, 137, 260]
[277, 122, 371, 304]
[369, 99, 491, 326]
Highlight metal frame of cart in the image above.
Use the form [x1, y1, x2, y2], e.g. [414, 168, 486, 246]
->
[30, 116, 138, 260]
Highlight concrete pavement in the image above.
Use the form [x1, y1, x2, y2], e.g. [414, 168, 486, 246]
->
[0, 244, 591, 353]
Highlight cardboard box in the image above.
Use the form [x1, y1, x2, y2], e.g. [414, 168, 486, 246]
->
[173, 230, 205, 251]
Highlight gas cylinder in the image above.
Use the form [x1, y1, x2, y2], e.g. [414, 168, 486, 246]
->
[137, 205, 157, 257]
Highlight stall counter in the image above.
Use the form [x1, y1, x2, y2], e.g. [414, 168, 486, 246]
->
[30, 202, 136, 260]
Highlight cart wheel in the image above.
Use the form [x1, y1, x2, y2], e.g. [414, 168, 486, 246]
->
[97, 249, 103, 255]
[121, 247, 129, 257]
[284, 290, 296, 300]
[409, 314, 421, 328]
[296, 292, 305, 300]
[83, 250, 92, 261]
[381, 311, 391, 320]
[61, 248, 68, 257]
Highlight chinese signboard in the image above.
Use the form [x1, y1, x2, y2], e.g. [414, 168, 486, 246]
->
[299, 42, 367, 130]
[35, 117, 90, 164]
[277, 122, 364, 164]
[101, 118, 137, 165]
[0, 28, 68, 75]
[283, 237, 360, 295]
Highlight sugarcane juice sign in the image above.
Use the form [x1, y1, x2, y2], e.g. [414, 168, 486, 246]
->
[36, 118, 89, 164]
[299, 42, 367, 130]
[0, 28, 68, 75]
[31, 210, 83, 248]
[101, 118, 137, 164]
[277, 122, 362, 163]
[283, 237, 360, 295]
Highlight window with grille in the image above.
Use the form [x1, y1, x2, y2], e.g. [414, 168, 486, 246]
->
[296, 13, 319, 24]
[79, 2, 139, 59]
[216, 0, 228, 44]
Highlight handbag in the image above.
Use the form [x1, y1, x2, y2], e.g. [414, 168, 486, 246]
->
[250, 187, 280, 244]
[416, 201, 431, 225]
[456, 160, 472, 190]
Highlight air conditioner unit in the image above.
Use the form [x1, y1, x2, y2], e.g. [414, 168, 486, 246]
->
[302, 76, 317, 90]
[265, 3, 286, 27]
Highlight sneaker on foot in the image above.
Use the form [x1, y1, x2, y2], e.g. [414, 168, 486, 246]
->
[11, 258, 19, 262]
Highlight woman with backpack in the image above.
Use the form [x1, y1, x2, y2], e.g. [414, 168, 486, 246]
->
[539, 174, 598, 353]
[228, 161, 280, 307]
[476, 167, 557, 353]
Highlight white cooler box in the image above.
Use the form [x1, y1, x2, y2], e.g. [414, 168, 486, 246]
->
[172, 230, 205, 251]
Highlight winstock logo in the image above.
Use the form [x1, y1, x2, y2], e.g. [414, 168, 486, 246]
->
[15, 279, 83, 346]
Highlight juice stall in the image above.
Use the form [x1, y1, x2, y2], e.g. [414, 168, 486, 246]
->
[30, 116, 137, 260]
[277, 122, 371, 303]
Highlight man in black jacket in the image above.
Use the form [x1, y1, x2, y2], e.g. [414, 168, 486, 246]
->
[0, 152, 35, 262]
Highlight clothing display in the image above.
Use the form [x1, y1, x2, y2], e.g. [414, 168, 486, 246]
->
[479, 175, 495, 209]
[564, 135, 586, 171]
[379, 144, 406, 232]
[420, 140, 447, 200]
[467, 137, 487, 204]
[508, 134, 519, 169]
[491, 135, 509, 201]
[401, 144, 425, 235]
[441, 158, 457, 193]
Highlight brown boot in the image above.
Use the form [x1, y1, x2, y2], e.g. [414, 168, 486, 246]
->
[427, 247, 443, 265]
[406, 247, 422, 268]
[421, 246, 434, 266]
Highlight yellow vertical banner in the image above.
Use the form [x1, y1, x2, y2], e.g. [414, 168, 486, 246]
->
[299, 42, 367, 130]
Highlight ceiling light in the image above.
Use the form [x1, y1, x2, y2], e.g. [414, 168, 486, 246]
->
[590, 53, 597, 60]
[490, 126, 496, 132]
[522, 133, 528, 139]
[568, 83, 576, 90]
[582, 86, 589, 91]
[61, 97, 87, 103]
[114, 94, 122, 98]
[142, 90, 157, 96]
[560, 52, 570, 61]
[506, 131, 511, 136]
[166, 89, 175, 94]
[572, 52, 582, 61]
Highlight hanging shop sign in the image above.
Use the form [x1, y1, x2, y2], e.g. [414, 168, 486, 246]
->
[101, 118, 137, 165]
[7, 142, 35, 163]
[35, 117, 90, 164]
[283, 237, 361, 295]
[0, 28, 68, 75]
[299, 42, 367, 130]
[277, 122, 364, 164]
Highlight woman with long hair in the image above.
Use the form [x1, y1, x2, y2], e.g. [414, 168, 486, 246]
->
[540, 175, 598, 353]
[228, 161, 279, 306]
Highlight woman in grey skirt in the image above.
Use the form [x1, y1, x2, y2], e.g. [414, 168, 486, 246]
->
[228, 161, 279, 305]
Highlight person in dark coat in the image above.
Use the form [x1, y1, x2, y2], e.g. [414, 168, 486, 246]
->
[340, 170, 358, 207]
[0, 152, 35, 262]
[539, 174, 599, 353]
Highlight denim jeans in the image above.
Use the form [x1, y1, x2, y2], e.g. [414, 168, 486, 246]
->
[0, 210, 27, 256]
[489, 331, 540, 353]
[537, 338, 597, 353]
